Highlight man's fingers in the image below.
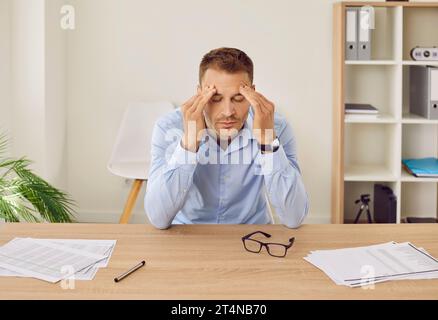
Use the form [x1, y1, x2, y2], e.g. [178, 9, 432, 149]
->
[182, 94, 200, 112]
[253, 94, 271, 114]
[239, 84, 259, 104]
[241, 86, 267, 114]
[257, 92, 274, 106]
[253, 95, 268, 114]
[193, 91, 214, 115]
[257, 93, 275, 112]
[186, 94, 204, 113]
[193, 86, 216, 115]
[239, 85, 262, 112]
[240, 85, 274, 114]
[184, 84, 214, 112]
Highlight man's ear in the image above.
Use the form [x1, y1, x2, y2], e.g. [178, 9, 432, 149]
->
[197, 85, 201, 94]
[251, 84, 256, 90]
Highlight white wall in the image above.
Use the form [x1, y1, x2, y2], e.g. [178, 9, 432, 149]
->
[45, 0, 68, 189]
[67, 0, 343, 223]
[10, 0, 46, 176]
[0, 0, 11, 140]
[8, 0, 67, 188]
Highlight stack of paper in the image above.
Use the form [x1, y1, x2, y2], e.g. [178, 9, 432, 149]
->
[0, 238, 116, 283]
[304, 242, 438, 287]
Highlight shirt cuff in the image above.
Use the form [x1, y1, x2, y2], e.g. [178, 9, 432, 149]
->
[255, 145, 290, 176]
[167, 140, 199, 171]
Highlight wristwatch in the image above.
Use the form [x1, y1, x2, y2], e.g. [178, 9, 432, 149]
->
[260, 137, 280, 153]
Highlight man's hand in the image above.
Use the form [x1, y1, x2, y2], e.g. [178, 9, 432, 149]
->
[181, 85, 217, 152]
[239, 84, 276, 146]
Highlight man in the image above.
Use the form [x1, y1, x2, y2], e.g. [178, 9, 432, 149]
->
[145, 47, 308, 229]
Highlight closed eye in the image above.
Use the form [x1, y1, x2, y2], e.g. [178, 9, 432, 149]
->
[210, 95, 245, 103]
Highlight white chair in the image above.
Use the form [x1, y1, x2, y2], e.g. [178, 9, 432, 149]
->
[108, 101, 175, 223]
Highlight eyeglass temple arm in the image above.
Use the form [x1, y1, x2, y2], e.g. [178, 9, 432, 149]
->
[286, 237, 295, 248]
[242, 230, 271, 240]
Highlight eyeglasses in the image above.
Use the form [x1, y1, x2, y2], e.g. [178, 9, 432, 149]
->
[241, 231, 295, 258]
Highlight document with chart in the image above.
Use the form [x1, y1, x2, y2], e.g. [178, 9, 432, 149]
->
[304, 241, 438, 287]
[0, 238, 116, 283]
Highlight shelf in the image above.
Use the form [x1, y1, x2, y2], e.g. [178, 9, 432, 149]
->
[402, 124, 438, 162]
[343, 181, 400, 224]
[344, 124, 399, 181]
[401, 169, 438, 182]
[403, 7, 438, 60]
[345, 113, 397, 123]
[345, 65, 401, 119]
[401, 182, 438, 221]
[344, 165, 397, 181]
[345, 60, 438, 66]
[345, 60, 397, 65]
[402, 60, 438, 66]
[401, 113, 438, 124]
[333, 2, 438, 224]
[371, 6, 401, 61]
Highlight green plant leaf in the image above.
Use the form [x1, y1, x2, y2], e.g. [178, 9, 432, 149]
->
[0, 180, 40, 222]
[0, 132, 8, 158]
[0, 133, 76, 223]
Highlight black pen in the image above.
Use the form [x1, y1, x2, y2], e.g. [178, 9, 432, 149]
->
[114, 260, 146, 283]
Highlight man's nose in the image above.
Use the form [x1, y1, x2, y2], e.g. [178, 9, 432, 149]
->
[222, 100, 236, 117]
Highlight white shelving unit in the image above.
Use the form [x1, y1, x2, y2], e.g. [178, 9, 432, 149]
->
[332, 2, 438, 224]
[345, 60, 398, 65]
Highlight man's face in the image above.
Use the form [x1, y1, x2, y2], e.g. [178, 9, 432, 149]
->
[198, 68, 253, 140]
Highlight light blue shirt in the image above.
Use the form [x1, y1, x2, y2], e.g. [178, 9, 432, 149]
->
[144, 107, 309, 229]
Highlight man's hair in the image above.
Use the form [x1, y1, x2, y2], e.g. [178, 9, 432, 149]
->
[199, 47, 254, 85]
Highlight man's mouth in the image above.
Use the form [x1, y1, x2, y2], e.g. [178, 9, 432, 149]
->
[218, 121, 238, 129]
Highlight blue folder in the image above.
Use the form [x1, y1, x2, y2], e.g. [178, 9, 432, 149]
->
[402, 157, 438, 177]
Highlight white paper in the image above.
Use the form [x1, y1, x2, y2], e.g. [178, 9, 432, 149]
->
[305, 242, 396, 286]
[0, 238, 116, 282]
[304, 241, 438, 287]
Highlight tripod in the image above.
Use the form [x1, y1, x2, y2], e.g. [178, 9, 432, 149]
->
[354, 194, 373, 224]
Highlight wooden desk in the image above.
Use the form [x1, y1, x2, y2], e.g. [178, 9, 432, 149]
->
[0, 223, 437, 299]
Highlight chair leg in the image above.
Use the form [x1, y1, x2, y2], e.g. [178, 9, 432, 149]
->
[119, 179, 144, 224]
